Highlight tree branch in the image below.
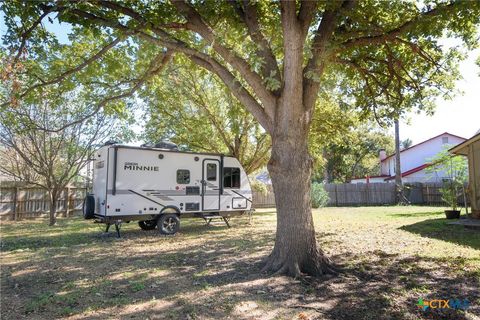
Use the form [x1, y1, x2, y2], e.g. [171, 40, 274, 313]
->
[298, 0, 319, 36]
[171, 1, 276, 109]
[35, 4, 273, 132]
[188, 55, 272, 133]
[1, 37, 124, 109]
[231, 0, 281, 91]
[303, 0, 355, 122]
[76, 1, 275, 130]
[12, 6, 55, 65]
[340, 1, 458, 49]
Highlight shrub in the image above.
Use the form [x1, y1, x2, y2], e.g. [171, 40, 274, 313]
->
[250, 179, 269, 195]
[311, 183, 329, 208]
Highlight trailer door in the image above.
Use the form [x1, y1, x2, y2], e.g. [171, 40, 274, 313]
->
[202, 159, 220, 211]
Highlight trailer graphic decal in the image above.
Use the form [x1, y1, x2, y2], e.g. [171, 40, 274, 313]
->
[127, 189, 165, 207]
[124, 162, 159, 172]
[230, 190, 253, 203]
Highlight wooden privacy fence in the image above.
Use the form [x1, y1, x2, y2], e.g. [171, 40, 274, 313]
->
[0, 186, 87, 221]
[251, 185, 276, 208]
[1, 183, 466, 218]
[252, 182, 469, 208]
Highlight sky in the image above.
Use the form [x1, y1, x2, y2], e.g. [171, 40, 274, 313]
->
[1, 11, 479, 145]
[396, 48, 480, 144]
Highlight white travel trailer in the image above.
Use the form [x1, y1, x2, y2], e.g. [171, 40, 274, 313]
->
[83, 142, 252, 236]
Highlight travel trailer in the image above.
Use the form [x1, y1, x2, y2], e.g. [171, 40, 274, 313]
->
[82, 142, 252, 236]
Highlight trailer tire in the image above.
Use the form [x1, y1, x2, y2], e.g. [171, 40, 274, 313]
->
[157, 213, 180, 235]
[82, 194, 95, 219]
[138, 220, 157, 231]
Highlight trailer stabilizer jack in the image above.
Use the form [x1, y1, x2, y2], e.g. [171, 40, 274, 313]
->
[201, 214, 231, 228]
[104, 221, 122, 238]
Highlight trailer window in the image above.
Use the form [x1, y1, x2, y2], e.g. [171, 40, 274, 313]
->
[206, 163, 217, 181]
[176, 169, 190, 184]
[223, 167, 240, 188]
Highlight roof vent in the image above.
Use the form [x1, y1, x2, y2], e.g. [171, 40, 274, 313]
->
[154, 141, 179, 151]
[103, 140, 118, 146]
[140, 143, 153, 148]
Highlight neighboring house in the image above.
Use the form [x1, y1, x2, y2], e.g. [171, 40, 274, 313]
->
[351, 132, 466, 184]
[255, 170, 272, 185]
[450, 131, 480, 219]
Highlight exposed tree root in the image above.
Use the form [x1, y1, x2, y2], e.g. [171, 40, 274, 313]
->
[262, 248, 338, 278]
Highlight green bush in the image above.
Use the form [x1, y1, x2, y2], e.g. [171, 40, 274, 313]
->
[311, 183, 329, 208]
[250, 179, 269, 195]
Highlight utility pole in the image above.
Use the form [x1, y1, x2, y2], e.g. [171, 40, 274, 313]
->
[394, 119, 406, 204]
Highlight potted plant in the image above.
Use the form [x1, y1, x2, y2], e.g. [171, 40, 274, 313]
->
[441, 181, 461, 219]
[426, 146, 468, 219]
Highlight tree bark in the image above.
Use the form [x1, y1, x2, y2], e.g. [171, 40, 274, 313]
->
[263, 109, 335, 277]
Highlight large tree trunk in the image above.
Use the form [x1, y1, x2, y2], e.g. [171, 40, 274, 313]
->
[263, 113, 335, 277]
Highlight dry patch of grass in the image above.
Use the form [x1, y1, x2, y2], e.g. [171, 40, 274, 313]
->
[1, 206, 479, 319]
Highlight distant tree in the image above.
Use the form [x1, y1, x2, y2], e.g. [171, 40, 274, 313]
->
[402, 138, 413, 150]
[310, 99, 394, 183]
[142, 63, 270, 174]
[394, 119, 405, 203]
[0, 96, 130, 226]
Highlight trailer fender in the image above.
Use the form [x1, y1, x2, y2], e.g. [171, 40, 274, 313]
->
[160, 206, 181, 216]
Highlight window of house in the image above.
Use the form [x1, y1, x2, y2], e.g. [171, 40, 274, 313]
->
[176, 169, 190, 184]
[442, 137, 449, 144]
[223, 167, 241, 188]
[206, 163, 217, 181]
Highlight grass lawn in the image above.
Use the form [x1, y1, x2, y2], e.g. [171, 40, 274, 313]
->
[1, 206, 479, 320]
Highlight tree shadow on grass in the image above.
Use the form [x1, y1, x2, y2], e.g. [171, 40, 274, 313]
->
[388, 211, 444, 218]
[3, 213, 479, 319]
[316, 252, 480, 320]
[1, 227, 277, 319]
[400, 218, 480, 250]
[0, 216, 255, 252]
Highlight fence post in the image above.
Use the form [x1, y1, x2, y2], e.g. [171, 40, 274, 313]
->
[334, 184, 338, 207]
[13, 187, 19, 221]
[366, 183, 369, 206]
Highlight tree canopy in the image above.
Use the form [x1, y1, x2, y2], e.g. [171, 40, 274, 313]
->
[2, 1, 478, 125]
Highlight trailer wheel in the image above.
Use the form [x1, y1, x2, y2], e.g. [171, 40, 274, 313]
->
[157, 213, 180, 235]
[138, 220, 157, 231]
[82, 194, 95, 219]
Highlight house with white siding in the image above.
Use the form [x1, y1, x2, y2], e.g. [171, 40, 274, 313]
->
[351, 132, 466, 184]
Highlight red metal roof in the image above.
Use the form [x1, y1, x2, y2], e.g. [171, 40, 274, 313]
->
[381, 132, 467, 163]
[384, 163, 432, 180]
[350, 174, 389, 181]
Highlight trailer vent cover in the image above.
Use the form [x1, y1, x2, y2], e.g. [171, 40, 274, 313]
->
[154, 141, 179, 151]
[185, 203, 199, 211]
